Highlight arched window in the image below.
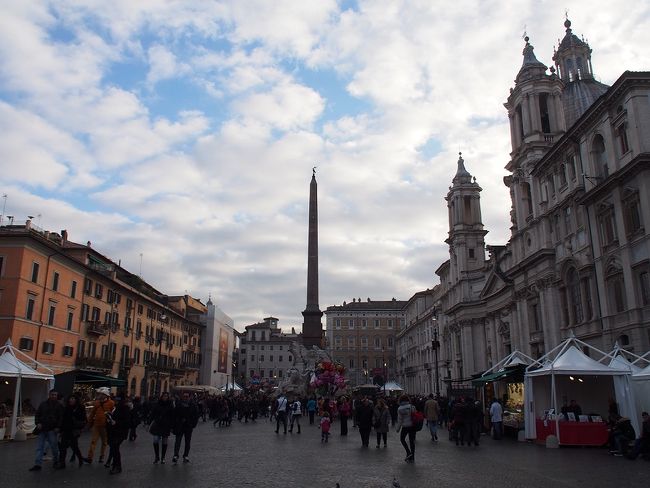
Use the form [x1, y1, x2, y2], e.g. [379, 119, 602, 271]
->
[565, 59, 574, 81]
[618, 334, 630, 346]
[130, 377, 136, 396]
[591, 135, 608, 179]
[576, 57, 584, 79]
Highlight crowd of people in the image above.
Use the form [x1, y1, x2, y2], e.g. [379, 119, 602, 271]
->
[28, 386, 202, 474]
[23, 386, 650, 474]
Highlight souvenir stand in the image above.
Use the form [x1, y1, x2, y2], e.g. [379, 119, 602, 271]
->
[0, 340, 54, 440]
[524, 336, 637, 446]
[472, 350, 541, 433]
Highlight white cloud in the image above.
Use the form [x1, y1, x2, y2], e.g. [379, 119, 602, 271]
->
[1, 1, 650, 330]
[146, 44, 189, 85]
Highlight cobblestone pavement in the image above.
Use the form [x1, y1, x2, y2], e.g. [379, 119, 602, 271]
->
[1, 417, 647, 488]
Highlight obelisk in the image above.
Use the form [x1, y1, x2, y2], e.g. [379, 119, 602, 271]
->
[301, 167, 323, 348]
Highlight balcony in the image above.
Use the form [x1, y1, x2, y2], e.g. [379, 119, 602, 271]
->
[180, 362, 200, 370]
[187, 344, 196, 352]
[76, 356, 114, 371]
[86, 321, 107, 336]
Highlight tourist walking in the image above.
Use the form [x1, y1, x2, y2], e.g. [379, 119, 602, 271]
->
[424, 394, 439, 442]
[355, 397, 374, 447]
[86, 387, 114, 464]
[373, 398, 390, 448]
[307, 397, 317, 425]
[172, 391, 200, 464]
[339, 397, 351, 436]
[29, 389, 64, 471]
[106, 392, 131, 474]
[275, 393, 289, 434]
[489, 398, 503, 440]
[396, 394, 417, 463]
[451, 398, 466, 445]
[149, 391, 174, 464]
[58, 394, 87, 468]
[128, 396, 142, 441]
[320, 411, 331, 442]
[289, 398, 302, 434]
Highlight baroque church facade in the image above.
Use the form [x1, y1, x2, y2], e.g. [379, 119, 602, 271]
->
[432, 18, 650, 388]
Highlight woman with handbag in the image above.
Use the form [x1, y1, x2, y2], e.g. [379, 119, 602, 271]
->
[149, 392, 174, 464]
[396, 394, 417, 463]
[373, 398, 390, 448]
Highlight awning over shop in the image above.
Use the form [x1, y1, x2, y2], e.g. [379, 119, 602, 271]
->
[54, 369, 126, 397]
[73, 372, 127, 386]
[472, 365, 525, 385]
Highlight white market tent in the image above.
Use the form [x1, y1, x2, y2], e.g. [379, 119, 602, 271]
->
[0, 339, 54, 439]
[473, 350, 541, 414]
[524, 335, 638, 442]
[219, 382, 243, 392]
[474, 349, 541, 383]
[632, 362, 650, 421]
[606, 343, 645, 374]
[606, 344, 649, 425]
[381, 381, 404, 392]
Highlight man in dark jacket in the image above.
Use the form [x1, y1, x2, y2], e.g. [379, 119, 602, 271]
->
[172, 392, 199, 464]
[355, 397, 374, 447]
[29, 389, 64, 471]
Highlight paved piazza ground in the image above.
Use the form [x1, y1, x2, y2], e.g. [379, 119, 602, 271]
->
[1, 418, 647, 488]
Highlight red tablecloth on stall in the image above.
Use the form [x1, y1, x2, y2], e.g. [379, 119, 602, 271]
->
[535, 419, 608, 446]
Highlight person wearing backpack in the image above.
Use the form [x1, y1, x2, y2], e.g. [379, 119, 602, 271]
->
[396, 394, 417, 463]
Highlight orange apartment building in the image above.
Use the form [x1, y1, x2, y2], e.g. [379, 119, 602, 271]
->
[0, 221, 204, 397]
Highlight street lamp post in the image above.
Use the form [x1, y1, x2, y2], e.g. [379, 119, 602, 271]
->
[432, 328, 440, 397]
[382, 347, 386, 396]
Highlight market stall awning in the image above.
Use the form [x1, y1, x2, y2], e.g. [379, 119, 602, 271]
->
[72, 372, 126, 386]
[472, 365, 525, 385]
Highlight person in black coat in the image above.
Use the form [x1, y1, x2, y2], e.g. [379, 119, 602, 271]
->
[172, 392, 200, 463]
[106, 393, 131, 474]
[149, 392, 174, 464]
[58, 394, 87, 468]
[355, 397, 374, 447]
[128, 396, 142, 441]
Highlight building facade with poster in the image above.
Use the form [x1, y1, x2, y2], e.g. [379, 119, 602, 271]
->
[199, 298, 235, 388]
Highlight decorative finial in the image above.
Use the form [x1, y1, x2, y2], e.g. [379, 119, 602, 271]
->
[522, 25, 527, 42]
[312, 166, 317, 177]
[564, 10, 571, 30]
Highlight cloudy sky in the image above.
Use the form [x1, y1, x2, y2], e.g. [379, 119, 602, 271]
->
[1, 1, 649, 331]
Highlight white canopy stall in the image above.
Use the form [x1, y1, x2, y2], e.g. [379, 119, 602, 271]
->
[524, 336, 636, 445]
[606, 345, 649, 425]
[381, 381, 404, 393]
[0, 340, 54, 440]
[632, 362, 650, 421]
